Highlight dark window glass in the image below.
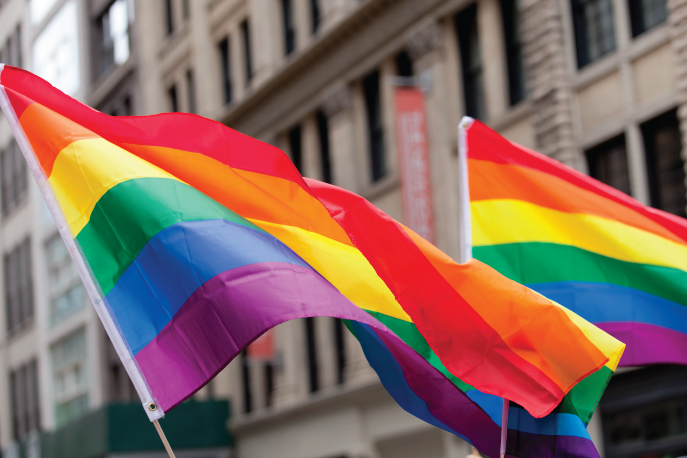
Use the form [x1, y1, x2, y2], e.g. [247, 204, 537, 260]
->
[3, 25, 22, 69]
[123, 96, 131, 116]
[264, 363, 274, 407]
[311, 0, 321, 34]
[334, 318, 346, 385]
[182, 0, 190, 20]
[396, 50, 414, 78]
[165, 0, 174, 35]
[288, 125, 302, 173]
[5, 238, 33, 335]
[10, 360, 40, 441]
[168, 84, 178, 112]
[186, 69, 196, 114]
[601, 366, 687, 458]
[586, 134, 631, 196]
[305, 317, 319, 393]
[642, 109, 686, 217]
[241, 350, 252, 413]
[456, 4, 486, 120]
[282, 0, 295, 56]
[501, 0, 526, 105]
[106, 338, 136, 403]
[1, 141, 27, 215]
[629, 0, 667, 37]
[241, 19, 253, 84]
[218, 37, 232, 104]
[316, 110, 332, 184]
[571, 0, 616, 68]
[363, 70, 386, 182]
[95, 0, 130, 78]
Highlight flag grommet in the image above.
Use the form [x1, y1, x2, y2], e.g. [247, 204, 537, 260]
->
[148, 403, 157, 412]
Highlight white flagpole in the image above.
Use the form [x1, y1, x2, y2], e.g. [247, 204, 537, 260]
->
[500, 398, 509, 458]
[457, 117, 474, 264]
[154, 420, 177, 458]
[458, 118, 509, 458]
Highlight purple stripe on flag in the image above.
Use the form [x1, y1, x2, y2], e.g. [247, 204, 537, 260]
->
[506, 429, 599, 458]
[597, 322, 687, 366]
[370, 327, 598, 458]
[134, 261, 388, 411]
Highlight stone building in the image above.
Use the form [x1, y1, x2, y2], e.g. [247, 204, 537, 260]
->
[0, 0, 686, 457]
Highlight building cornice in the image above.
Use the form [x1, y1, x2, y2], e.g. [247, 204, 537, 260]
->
[220, 0, 446, 136]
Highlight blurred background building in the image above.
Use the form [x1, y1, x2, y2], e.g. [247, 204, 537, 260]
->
[0, 0, 686, 457]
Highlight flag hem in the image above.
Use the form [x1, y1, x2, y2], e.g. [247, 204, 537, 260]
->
[0, 64, 164, 421]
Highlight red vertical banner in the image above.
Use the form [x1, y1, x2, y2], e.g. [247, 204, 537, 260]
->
[246, 328, 275, 363]
[394, 87, 435, 243]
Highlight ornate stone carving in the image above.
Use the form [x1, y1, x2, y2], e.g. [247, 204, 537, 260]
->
[520, 0, 580, 167]
[321, 84, 353, 118]
[407, 21, 444, 61]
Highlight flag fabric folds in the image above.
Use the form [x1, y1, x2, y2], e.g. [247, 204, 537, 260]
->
[0, 66, 624, 458]
[464, 118, 687, 367]
[462, 116, 687, 457]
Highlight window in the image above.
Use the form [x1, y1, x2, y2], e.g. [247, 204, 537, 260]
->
[31, 0, 59, 24]
[52, 330, 89, 427]
[241, 19, 253, 85]
[363, 70, 386, 182]
[164, 0, 174, 36]
[264, 363, 274, 407]
[333, 319, 346, 385]
[311, 0, 321, 34]
[33, 1, 80, 96]
[46, 234, 84, 324]
[182, 0, 190, 20]
[316, 110, 332, 183]
[241, 350, 252, 413]
[601, 366, 687, 458]
[218, 37, 232, 105]
[186, 69, 196, 114]
[456, 4, 486, 120]
[288, 125, 303, 173]
[642, 109, 686, 217]
[5, 238, 33, 335]
[168, 84, 178, 112]
[305, 317, 319, 393]
[1, 140, 27, 215]
[0, 25, 22, 68]
[106, 338, 136, 403]
[10, 360, 40, 441]
[282, 0, 295, 56]
[94, 0, 130, 79]
[501, 0, 526, 105]
[571, 0, 616, 68]
[396, 50, 414, 78]
[586, 134, 631, 196]
[628, 0, 667, 37]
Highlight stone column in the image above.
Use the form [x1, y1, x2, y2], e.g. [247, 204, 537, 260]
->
[668, 0, 687, 209]
[323, 84, 360, 192]
[407, 21, 461, 260]
[272, 319, 306, 407]
[520, 0, 582, 168]
[315, 317, 338, 390]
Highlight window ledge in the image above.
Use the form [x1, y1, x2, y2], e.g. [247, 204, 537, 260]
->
[488, 100, 533, 133]
[359, 173, 400, 203]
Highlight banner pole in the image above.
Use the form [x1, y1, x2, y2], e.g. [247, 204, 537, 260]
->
[154, 420, 177, 458]
[457, 117, 474, 264]
[500, 397, 509, 458]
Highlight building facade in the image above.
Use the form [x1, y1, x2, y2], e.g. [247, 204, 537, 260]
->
[0, 0, 686, 457]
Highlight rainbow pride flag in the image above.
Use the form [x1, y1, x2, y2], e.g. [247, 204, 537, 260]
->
[0, 67, 623, 458]
[463, 118, 687, 367]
